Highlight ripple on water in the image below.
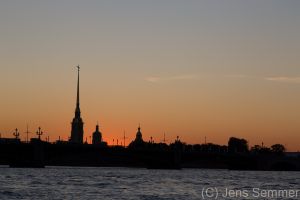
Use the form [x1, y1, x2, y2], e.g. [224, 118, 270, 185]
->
[0, 168, 299, 200]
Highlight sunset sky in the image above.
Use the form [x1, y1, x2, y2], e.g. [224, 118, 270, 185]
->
[0, 1, 300, 151]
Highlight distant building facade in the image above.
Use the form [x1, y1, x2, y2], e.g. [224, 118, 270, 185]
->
[70, 66, 84, 144]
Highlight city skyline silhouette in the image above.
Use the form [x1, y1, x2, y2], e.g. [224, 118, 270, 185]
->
[1, 2, 300, 200]
[0, 66, 298, 152]
[0, 1, 300, 151]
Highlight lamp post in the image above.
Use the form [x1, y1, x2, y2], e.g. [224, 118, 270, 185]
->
[36, 127, 43, 140]
[123, 131, 128, 148]
[13, 128, 20, 139]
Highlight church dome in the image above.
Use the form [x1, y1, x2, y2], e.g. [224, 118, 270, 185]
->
[92, 124, 102, 145]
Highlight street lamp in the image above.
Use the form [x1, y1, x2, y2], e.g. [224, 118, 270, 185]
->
[13, 128, 20, 139]
[36, 127, 43, 140]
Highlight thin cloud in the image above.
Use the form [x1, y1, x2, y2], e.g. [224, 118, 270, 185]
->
[146, 74, 300, 84]
[145, 74, 198, 83]
[224, 74, 249, 78]
[265, 76, 300, 83]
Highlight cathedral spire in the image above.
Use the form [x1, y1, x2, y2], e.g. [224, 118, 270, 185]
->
[75, 65, 81, 117]
[77, 65, 80, 106]
[70, 65, 84, 144]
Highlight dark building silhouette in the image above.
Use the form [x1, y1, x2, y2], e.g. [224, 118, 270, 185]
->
[92, 123, 102, 145]
[70, 66, 84, 144]
[135, 125, 143, 143]
[0, 138, 21, 144]
[128, 125, 145, 148]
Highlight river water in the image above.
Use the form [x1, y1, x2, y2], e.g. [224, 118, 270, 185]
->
[0, 166, 299, 199]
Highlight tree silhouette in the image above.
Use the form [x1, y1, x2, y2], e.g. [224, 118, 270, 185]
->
[228, 137, 249, 153]
[271, 144, 286, 154]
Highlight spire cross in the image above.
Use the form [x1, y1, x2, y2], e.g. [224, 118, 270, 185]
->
[36, 127, 43, 140]
[13, 128, 20, 139]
